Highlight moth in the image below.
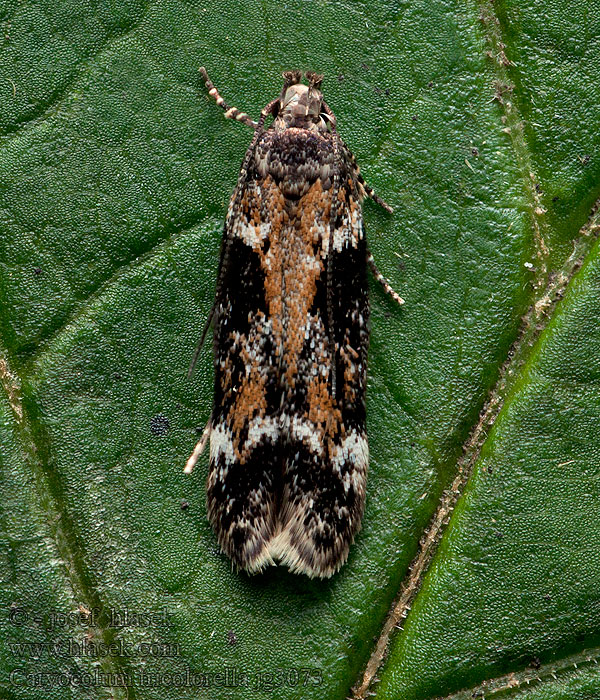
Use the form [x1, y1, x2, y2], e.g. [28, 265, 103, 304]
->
[185, 68, 404, 578]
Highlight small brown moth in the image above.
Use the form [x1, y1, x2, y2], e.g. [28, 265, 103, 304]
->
[186, 69, 403, 578]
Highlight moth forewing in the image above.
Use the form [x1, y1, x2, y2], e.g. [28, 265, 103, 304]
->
[186, 68, 402, 578]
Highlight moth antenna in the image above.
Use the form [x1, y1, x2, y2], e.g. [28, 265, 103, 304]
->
[199, 66, 258, 129]
[305, 71, 323, 89]
[282, 70, 302, 89]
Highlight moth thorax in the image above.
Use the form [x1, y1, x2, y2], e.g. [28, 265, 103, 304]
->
[280, 84, 323, 124]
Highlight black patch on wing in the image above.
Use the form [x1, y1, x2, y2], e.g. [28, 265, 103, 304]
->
[278, 157, 370, 575]
[207, 439, 280, 568]
[209, 207, 282, 571]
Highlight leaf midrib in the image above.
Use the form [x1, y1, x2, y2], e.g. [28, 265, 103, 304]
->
[0, 347, 136, 700]
[350, 0, 600, 696]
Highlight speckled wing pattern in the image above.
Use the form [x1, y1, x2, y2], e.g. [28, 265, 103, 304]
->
[208, 127, 369, 578]
[190, 69, 402, 579]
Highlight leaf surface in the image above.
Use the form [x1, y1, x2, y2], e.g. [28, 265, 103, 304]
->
[0, 1, 599, 699]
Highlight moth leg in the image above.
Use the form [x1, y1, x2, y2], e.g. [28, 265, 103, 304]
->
[367, 251, 405, 306]
[322, 105, 393, 214]
[199, 67, 259, 129]
[184, 419, 212, 474]
[341, 141, 394, 213]
[187, 302, 215, 379]
[358, 174, 394, 213]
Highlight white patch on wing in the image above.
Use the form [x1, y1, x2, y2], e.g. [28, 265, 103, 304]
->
[316, 207, 362, 254]
[244, 415, 279, 451]
[238, 220, 270, 249]
[289, 416, 324, 456]
[210, 422, 236, 467]
[331, 431, 369, 492]
[332, 221, 352, 252]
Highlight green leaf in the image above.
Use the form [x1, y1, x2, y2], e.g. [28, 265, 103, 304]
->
[0, 1, 599, 700]
[374, 233, 600, 700]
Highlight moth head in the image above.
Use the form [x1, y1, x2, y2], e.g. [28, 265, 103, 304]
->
[278, 70, 325, 125]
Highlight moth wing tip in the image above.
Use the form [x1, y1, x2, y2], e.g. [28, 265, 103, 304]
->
[268, 531, 345, 579]
[242, 550, 277, 574]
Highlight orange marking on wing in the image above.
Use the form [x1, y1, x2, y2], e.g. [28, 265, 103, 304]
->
[258, 179, 285, 342]
[280, 179, 332, 388]
[225, 166, 353, 456]
[306, 371, 343, 441]
[242, 175, 334, 393]
[224, 314, 272, 464]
